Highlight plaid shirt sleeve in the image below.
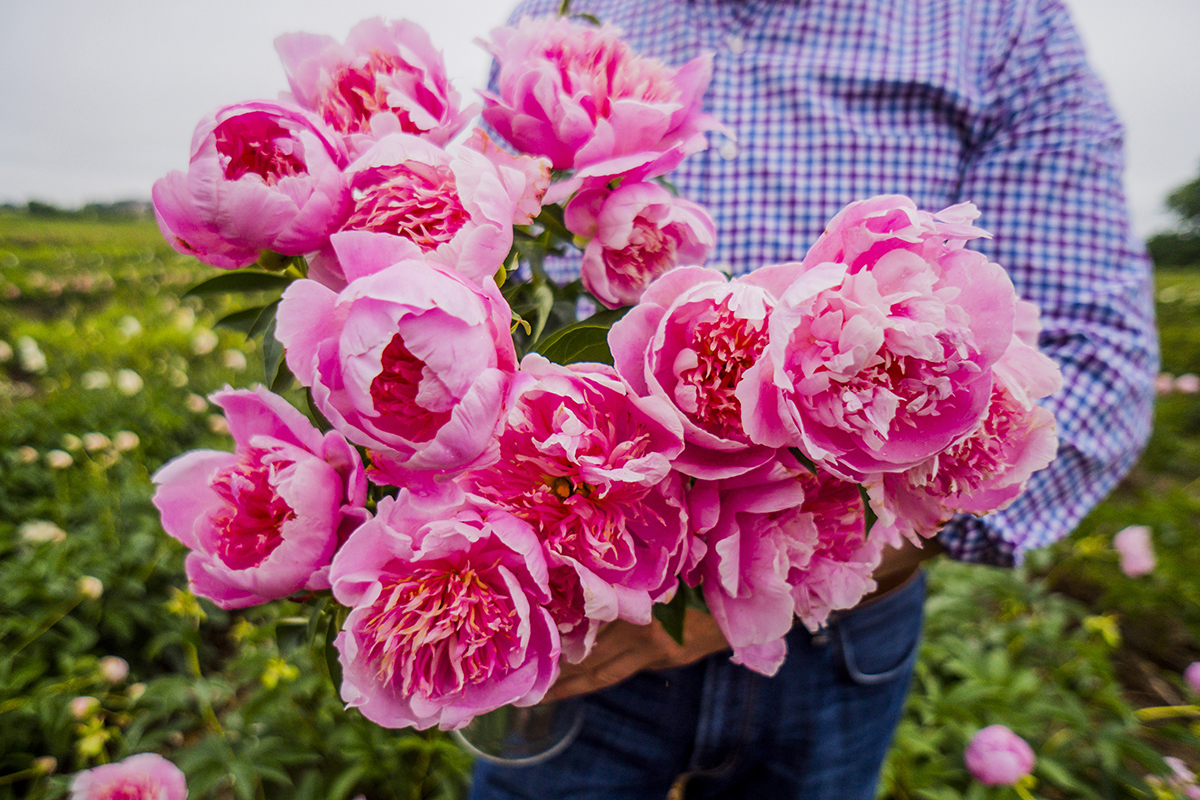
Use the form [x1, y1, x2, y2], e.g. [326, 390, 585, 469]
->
[935, 0, 1158, 566]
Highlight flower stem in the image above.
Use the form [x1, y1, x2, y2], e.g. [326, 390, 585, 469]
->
[1136, 704, 1200, 721]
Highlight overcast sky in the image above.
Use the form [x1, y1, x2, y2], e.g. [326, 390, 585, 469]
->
[1, 0, 1197, 237]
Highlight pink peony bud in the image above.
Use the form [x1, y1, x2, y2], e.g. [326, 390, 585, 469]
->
[1113, 525, 1156, 577]
[70, 752, 187, 800]
[1184, 662, 1200, 695]
[964, 725, 1035, 786]
[98, 656, 129, 684]
[1176, 373, 1200, 394]
[1166, 757, 1197, 785]
[70, 696, 100, 719]
[153, 386, 368, 609]
[78, 576, 104, 600]
[565, 180, 716, 309]
[19, 520, 67, 544]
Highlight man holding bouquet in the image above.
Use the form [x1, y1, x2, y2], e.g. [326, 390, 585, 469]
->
[471, 0, 1157, 798]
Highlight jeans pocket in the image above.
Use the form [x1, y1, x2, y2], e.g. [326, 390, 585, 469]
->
[834, 570, 926, 685]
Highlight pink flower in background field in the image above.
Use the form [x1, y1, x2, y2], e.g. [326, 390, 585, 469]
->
[70, 696, 99, 719]
[1176, 373, 1200, 394]
[309, 131, 549, 288]
[1162, 757, 1200, 800]
[866, 300, 1062, 543]
[1156, 373, 1176, 395]
[964, 725, 1035, 786]
[1113, 525, 1156, 577]
[153, 101, 350, 269]
[276, 18, 476, 155]
[565, 181, 716, 309]
[462, 355, 688, 661]
[1185, 662, 1200, 695]
[610, 263, 811, 479]
[153, 387, 368, 609]
[276, 243, 517, 485]
[687, 452, 882, 675]
[98, 656, 129, 684]
[738, 197, 1015, 480]
[480, 16, 719, 194]
[70, 752, 187, 800]
[330, 490, 559, 730]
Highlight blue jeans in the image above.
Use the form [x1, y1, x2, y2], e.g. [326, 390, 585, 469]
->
[471, 569, 926, 800]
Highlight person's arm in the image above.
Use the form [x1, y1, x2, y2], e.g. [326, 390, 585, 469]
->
[543, 536, 937, 701]
[544, 606, 730, 702]
[937, 0, 1158, 567]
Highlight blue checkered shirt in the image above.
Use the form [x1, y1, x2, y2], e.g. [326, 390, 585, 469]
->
[503, 0, 1158, 566]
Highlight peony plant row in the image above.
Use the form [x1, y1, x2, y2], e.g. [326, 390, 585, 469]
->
[147, 8, 1062, 736]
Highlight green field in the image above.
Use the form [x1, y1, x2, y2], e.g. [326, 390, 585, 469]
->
[1, 210, 1197, 799]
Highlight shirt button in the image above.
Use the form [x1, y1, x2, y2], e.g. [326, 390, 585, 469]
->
[719, 140, 739, 160]
[727, 34, 746, 55]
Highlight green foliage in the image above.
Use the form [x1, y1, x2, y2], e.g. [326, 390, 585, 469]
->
[1146, 233, 1200, 268]
[533, 306, 629, 365]
[882, 561, 1178, 800]
[0, 213, 471, 799]
[1148, 165, 1200, 267]
[1166, 174, 1200, 232]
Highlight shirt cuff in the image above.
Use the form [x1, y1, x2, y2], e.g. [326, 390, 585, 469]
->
[936, 514, 1017, 568]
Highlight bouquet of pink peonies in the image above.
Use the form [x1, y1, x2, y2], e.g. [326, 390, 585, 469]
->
[150, 7, 1062, 732]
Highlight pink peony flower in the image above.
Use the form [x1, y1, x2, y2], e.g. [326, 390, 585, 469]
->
[461, 354, 688, 661]
[330, 490, 559, 730]
[738, 197, 1016, 480]
[964, 725, 1035, 786]
[865, 300, 1062, 543]
[565, 181, 716, 309]
[70, 753, 187, 800]
[1185, 662, 1200, 695]
[153, 386, 368, 609]
[609, 263, 812, 479]
[1113, 525, 1156, 577]
[308, 131, 549, 289]
[480, 16, 720, 193]
[1166, 757, 1197, 786]
[153, 101, 351, 269]
[275, 18, 476, 155]
[463, 128, 552, 227]
[276, 239, 518, 485]
[687, 452, 883, 676]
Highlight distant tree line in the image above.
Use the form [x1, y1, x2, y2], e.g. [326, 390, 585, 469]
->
[1147, 169, 1200, 266]
[1, 200, 152, 221]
